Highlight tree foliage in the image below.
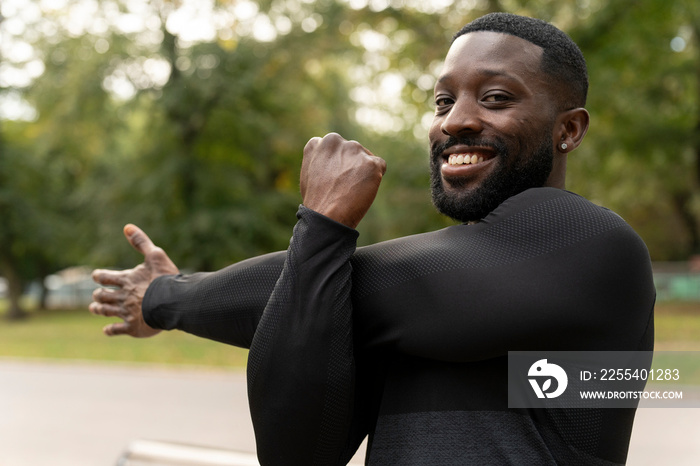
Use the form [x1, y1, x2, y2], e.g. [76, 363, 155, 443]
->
[1, 0, 700, 318]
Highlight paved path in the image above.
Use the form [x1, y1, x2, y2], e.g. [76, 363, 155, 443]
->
[0, 359, 697, 465]
[0, 359, 256, 466]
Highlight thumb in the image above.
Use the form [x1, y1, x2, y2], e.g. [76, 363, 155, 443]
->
[123, 224, 158, 256]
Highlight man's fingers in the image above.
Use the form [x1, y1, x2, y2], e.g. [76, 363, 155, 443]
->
[124, 224, 158, 256]
[89, 302, 123, 317]
[103, 322, 130, 336]
[92, 287, 125, 304]
[92, 269, 128, 287]
[372, 155, 387, 176]
[304, 136, 322, 153]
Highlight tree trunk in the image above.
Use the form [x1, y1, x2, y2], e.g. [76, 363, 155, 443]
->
[2, 264, 27, 320]
[688, 18, 700, 257]
[37, 279, 49, 311]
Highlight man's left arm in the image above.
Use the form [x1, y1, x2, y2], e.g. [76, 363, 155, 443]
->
[248, 207, 361, 464]
[247, 133, 386, 465]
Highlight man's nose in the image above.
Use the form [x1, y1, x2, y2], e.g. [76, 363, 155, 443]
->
[441, 99, 484, 137]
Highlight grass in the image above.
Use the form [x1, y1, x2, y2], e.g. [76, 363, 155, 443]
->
[0, 301, 698, 369]
[0, 306, 248, 369]
[652, 302, 700, 351]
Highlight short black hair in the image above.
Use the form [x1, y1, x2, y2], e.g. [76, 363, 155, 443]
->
[454, 13, 588, 109]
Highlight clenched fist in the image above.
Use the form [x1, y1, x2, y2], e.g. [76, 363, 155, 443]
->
[300, 133, 387, 229]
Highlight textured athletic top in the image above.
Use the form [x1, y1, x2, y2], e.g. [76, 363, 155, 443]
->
[143, 187, 655, 465]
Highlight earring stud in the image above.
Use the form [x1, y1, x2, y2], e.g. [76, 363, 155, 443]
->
[560, 143, 568, 150]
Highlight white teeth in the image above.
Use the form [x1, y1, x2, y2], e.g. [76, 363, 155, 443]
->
[448, 154, 486, 166]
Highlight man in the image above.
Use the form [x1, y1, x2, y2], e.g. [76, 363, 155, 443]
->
[90, 13, 655, 465]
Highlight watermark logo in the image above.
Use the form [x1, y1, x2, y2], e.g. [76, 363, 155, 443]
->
[528, 359, 568, 399]
[509, 351, 693, 408]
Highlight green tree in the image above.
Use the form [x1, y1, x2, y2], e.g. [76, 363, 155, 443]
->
[1, 15, 131, 316]
[4, 0, 700, 307]
[563, 0, 700, 260]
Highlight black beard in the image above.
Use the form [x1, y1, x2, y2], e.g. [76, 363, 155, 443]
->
[430, 135, 554, 223]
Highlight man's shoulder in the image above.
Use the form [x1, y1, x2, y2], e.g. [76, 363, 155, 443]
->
[484, 187, 649, 259]
[501, 187, 611, 212]
[493, 187, 629, 228]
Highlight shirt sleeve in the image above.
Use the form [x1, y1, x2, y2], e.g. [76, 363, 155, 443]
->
[142, 187, 656, 359]
[142, 251, 286, 348]
[246, 205, 360, 465]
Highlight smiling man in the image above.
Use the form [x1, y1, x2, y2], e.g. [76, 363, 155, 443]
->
[90, 13, 655, 465]
[430, 23, 588, 223]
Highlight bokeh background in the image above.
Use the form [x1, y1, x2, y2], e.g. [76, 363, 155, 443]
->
[1, 0, 699, 464]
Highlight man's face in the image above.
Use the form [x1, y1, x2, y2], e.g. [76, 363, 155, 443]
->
[429, 31, 560, 223]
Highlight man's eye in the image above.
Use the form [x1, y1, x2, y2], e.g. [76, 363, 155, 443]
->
[483, 93, 510, 103]
[435, 97, 454, 107]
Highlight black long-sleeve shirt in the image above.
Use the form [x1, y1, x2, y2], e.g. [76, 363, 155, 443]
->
[143, 187, 655, 465]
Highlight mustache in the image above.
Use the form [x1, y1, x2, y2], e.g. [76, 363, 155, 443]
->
[431, 136, 507, 159]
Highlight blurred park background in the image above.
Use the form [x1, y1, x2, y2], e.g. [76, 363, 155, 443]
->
[1, 1, 700, 464]
[1, 0, 700, 365]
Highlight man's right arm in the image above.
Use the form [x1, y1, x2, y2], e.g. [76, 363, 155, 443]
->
[142, 251, 286, 348]
[90, 225, 285, 348]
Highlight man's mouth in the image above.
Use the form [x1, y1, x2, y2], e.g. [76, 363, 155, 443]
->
[438, 147, 498, 184]
[447, 153, 485, 166]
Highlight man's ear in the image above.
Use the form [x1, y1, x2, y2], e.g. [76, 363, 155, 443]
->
[555, 108, 590, 153]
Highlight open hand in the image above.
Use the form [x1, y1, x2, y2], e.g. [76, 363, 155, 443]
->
[89, 224, 179, 337]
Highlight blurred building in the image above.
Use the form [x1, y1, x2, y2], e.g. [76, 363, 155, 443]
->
[37, 266, 97, 308]
[653, 262, 700, 302]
